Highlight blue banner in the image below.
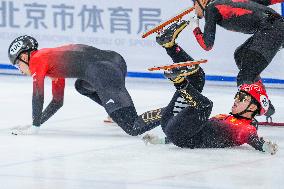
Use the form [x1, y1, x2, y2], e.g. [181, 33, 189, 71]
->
[282, 3, 284, 15]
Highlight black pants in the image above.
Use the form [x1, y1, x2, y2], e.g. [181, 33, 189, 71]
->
[161, 45, 212, 148]
[234, 18, 284, 86]
[74, 71, 161, 136]
[161, 83, 213, 148]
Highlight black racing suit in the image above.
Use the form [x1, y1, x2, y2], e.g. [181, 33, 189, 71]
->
[161, 45, 266, 152]
[29, 44, 161, 136]
[193, 0, 284, 85]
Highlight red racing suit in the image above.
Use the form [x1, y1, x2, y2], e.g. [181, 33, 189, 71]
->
[199, 114, 264, 151]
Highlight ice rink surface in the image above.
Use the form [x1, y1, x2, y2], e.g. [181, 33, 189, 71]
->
[0, 75, 283, 189]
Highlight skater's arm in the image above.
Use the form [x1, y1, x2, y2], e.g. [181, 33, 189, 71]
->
[32, 72, 45, 127]
[234, 123, 278, 155]
[248, 134, 278, 155]
[193, 6, 220, 51]
[248, 134, 265, 152]
[237, 124, 263, 151]
[40, 78, 65, 124]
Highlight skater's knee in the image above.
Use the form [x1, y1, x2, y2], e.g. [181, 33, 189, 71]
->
[75, 79, 84, 93]
[75, 79, 94, 95]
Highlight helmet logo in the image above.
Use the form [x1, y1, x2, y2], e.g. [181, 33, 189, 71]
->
[260, 95, 269, 111]
[249, 84, 261, 93]
[9, 41, 23, 55]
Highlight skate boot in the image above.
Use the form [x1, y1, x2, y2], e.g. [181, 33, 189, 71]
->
[265, 100, 275, 121]
[156, 20, 188, 48]
[164, 64, 200, 89]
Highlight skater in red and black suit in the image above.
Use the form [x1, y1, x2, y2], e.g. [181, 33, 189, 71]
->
[143, 20, 278, 155]
[187, 0, 284, 118]
[8, 35, 161, 135]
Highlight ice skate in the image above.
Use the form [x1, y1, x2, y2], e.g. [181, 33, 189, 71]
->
[156, 20, 188, 48]
[164, 64, 200, 85]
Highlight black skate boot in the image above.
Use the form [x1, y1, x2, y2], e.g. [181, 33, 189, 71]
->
[164, 64, 200, 89]
[165, 67, 213, 111]
[265, 100, 275, 121]
[156, 20, 188, 48]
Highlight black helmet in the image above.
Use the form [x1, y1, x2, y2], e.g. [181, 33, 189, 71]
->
[8, 35, 38, 65]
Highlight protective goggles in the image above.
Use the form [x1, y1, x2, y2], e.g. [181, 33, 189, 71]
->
[234, 91, 250, 103]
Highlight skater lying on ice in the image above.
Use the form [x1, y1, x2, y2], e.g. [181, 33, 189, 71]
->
[143, 20, 278, 155]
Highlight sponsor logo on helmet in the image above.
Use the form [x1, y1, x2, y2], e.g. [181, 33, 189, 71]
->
[9, 41, 23, 55]
[260, 95, 269, 111]
[248, 84, 261, 93]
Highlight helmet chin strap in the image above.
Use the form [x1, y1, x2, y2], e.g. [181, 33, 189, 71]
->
[17, 51, 32, 66]
[231, 101, 254, 118]
[196, 0, 205, 11]
[17, 57, 29, 65]
[27, 51, 31, 65]
[196, 0, 210, 12]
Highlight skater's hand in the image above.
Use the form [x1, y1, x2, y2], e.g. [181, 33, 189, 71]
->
[188, 15, 199, 30]
[11, 124, 40, 135]
[262, 139, 278, 155]
[142, 134, 165, 145]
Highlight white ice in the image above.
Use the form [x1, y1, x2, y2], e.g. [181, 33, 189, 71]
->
[0, 75, 283, 189]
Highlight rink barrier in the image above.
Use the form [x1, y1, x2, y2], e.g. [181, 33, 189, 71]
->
[259, 122, 284, 127]
[1, 64, 284, 84]
[127, 71, 284, 84]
